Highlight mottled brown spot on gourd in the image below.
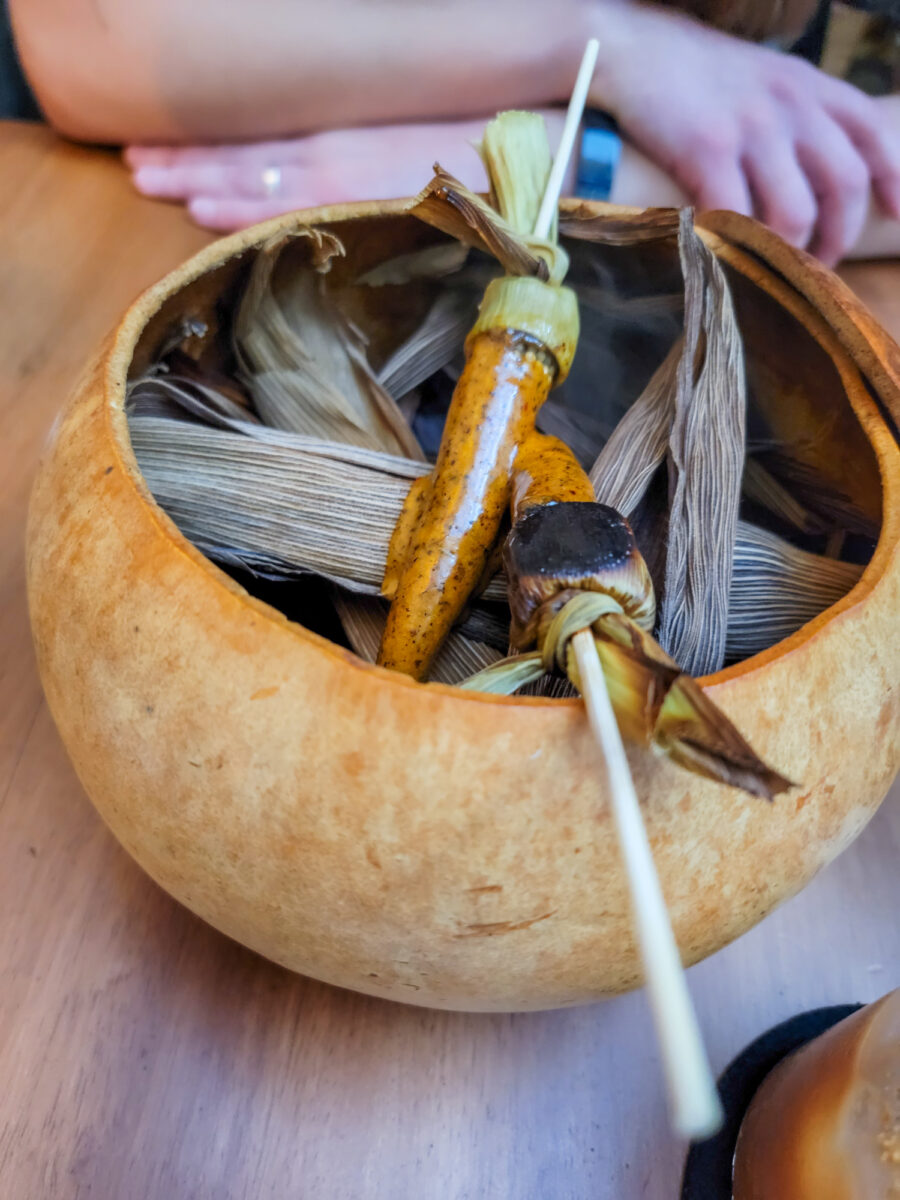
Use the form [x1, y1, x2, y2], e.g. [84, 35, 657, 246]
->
[875, 693, 897, 742]
[250, 685, 279, 701]
[456, 910, 557, 937]
[365, 845, 382, 870]
[342, 751, 365, 779]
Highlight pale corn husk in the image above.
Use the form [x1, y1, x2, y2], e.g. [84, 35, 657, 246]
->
[727, 521, 864, 660]
[356, 241, 469, 286]
[477, 110, 556, 241]
[590, 339, 681, 513]
[128, 408, 508, 604]
[468, 276, 580, 381]
[234, 232, 424, 460]
[377, 290, 477, 399]
[129, 415, 425, 594]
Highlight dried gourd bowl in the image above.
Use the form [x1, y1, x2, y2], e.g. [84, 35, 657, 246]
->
[27, 200, 900, 1012]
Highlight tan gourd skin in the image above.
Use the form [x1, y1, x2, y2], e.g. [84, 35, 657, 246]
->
[378, 329, 555, 679]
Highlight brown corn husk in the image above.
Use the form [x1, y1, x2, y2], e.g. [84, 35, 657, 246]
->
[586, 210, 746, 677]
[409, 165, 569, 284]
[559, 206, 681, 245]
[742, 457, 824, 534]
[753, 449, 880, 540]
[660, 210, 746, 675]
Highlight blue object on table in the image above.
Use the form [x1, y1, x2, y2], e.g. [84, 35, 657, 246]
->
[574, 111, 622, 202]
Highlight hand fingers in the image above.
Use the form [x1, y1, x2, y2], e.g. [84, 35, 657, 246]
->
[685, 151, 753, 217]
[820, 83, 900, 218]
[187, 196, 299, 231]
[127, 139, 304, 175]
[187, 166, 425, 229]
[132, 159, 281, 201]
[742, 138, 817, 249]
[795, 113, 870, 266]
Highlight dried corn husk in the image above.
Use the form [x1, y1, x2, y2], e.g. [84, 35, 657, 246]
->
[753, 449, 880, 540]
[356, 241, 469, 286]
[129, 415, 425, 593]
[660, 211, 746, 675]
[559, 206, 682, 245]
[584, 210, 745, 676]
[376, 290, 478, 399]
[590, 340, 681, 512]
[333, 591, 502, 682]
[130, 396, 863, 686]
[409, 165, 568, 284]
[742, 457, 823, 534]
[234, 231, 424, 460]
[461, 591, 791, 800]
[128, 202, 863, 694]
[477, 110, 557, 242]
[727, 521, 864, 660]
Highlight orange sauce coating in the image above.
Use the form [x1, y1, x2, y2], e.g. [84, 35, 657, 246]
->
[377, 329, 554, 679]
[510, 431, 595, 522]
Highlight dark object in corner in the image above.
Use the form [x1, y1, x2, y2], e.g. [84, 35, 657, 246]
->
[680, 1003, 863, 1199]
[1, 0, 42, 121]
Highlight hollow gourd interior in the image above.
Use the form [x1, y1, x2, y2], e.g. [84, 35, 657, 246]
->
[124, 213, 881, 675]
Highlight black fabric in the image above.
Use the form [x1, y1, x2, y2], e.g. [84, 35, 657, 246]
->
[791, 0, 834, 63]
[1, 0, 41, 120]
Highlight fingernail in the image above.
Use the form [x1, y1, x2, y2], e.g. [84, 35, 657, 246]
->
[133, 166, 168, 193]
[189, 198, 217, 223]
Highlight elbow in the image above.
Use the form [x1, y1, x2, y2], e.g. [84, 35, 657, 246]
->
[9, 2, 164, 144]
[23, 57, 141, 146]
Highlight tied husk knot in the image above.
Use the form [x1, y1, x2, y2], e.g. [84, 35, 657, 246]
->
[409, 110, 570, 285]
[461, 591, 794, 801]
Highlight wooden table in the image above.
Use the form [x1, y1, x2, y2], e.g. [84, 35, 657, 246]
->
[1, 122, 898, 1200]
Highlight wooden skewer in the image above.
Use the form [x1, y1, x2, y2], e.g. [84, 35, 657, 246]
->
[533, 38, 600, 241]
[572, 631, 723, 1139]
[536, 42, 723, 1140]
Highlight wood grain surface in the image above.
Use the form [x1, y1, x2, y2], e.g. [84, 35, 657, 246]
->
[0, 122, 897, 1200]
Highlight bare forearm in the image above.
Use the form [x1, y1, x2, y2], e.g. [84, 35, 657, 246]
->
[11, 0, 610, 143]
